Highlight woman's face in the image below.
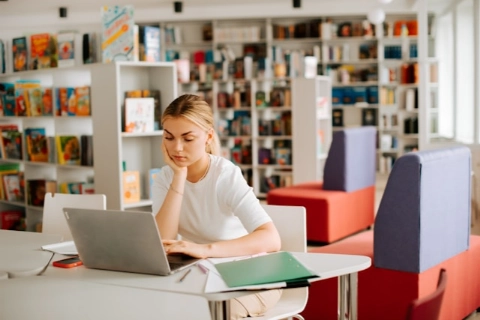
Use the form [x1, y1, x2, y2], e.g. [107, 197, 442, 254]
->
[163, 117, 211, 167]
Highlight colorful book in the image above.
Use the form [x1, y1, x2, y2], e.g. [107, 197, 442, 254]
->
[12, 37, 28, 72]
[1, 130, 22, 160]
[101, 5, 135, 63]
[57, 32, 75, 68]
[42, 88, 54, 116]
[75, 86, 91, 116]
[27, 179, 57, 206]
[148, 168, 161, 199]
[124, 97, 155, 133]
[141, 26, 161, 62]
[25, 128, 48, 162]
[55, 135, 80, 165]
[15, 80, 41, 116]
[0, 83, 15, 116]
[27, 88, 43, 116]
[123, 171, 140, 203]
[3, 174, 22, 201]
[30, 33, 52, 70]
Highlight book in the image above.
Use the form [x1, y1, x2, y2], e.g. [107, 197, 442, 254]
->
[30, 33, 51, 70]
[215, 251, 318, 288]
[148, 168, 161, 199]
[25, 128, 48, 162]
[80, 135, 94, 166]
[0, 82, 15, 116]
[57, 32, 75, 68]
[361, 108, 377, 126]
[75, 86, 91, 116]
[101, 5, 135, 63]
[82, 33, 98, 64]
[0, 210, 23, 230]
[56, 135, 80, 165]
[140, 26, 161, 62]
[15, 79, 41, 116]
[123, 171, 140, 203]
[12, 37, 28, 72]
[0, 40, 5, 74]
[124, 97, 155, 133]
[27, 179, 57, 206]
[3, 174, 22, 201]
[42, 88, 54, 116]
[1, 130, 22, 160]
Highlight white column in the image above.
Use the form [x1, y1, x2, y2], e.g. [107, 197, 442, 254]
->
[417, 0, 429, 150]
[474, 0, 480, 143]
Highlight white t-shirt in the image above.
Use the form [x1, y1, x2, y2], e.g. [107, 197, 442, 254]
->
[151, 154, 271, 244]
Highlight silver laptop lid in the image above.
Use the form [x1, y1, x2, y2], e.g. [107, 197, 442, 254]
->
[63, 207, 182, 276]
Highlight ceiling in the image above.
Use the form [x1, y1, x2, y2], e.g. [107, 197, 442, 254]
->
[0, 0, 455, 16]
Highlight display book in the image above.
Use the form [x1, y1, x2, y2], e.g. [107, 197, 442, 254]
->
[124, 89, 162, 131]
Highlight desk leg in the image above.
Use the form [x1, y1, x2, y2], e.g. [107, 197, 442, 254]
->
[209, 300, 230, 320]
[338, 272, 358, 320]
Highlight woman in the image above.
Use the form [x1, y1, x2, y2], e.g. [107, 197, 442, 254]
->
[151, 94, 282, 319]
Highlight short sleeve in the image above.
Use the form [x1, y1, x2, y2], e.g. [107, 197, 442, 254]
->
[217, 165, 271, 233]
[151, 166, 172, 215]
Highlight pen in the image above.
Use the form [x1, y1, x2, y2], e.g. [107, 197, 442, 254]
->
[178, 268, 192, 283]
[197, 263, 209, 274]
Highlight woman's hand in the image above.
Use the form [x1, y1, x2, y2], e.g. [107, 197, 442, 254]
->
[162, 239, 209, 259]
[161, 142, 187, 176]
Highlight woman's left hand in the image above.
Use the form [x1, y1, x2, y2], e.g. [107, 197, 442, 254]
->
[162, 239, 208, 259]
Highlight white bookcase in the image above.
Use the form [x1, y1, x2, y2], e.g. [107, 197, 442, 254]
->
[153, 13, 437, 176]
[0, 65, 94, 231]
[292, 76, 332, 184]
[90, 61, 178, 211]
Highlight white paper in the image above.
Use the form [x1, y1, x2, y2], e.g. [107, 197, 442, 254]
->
[41, 241, 78, 255]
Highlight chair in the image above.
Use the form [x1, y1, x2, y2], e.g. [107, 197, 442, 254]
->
[406, 269, 447, 320]
[267, 126, 376, 243]
[302, 146, 480, 320]
[245, 204, 308, 320]
[42, 192, 107, 241]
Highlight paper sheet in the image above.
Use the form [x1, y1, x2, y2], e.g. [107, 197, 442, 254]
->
[41, 241, 78, 255]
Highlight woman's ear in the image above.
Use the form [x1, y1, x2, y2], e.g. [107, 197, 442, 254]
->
[206, 128, 214, 144]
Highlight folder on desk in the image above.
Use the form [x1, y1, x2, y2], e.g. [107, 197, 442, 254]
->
[215, 251, 318, 288]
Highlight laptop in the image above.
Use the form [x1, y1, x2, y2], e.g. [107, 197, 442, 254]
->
[62, 207, 200, 276]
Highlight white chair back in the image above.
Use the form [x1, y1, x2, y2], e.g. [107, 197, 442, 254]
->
[262, 204, 307, 252]
[256, 204, 308, 320]
[42, 193, 106, 241]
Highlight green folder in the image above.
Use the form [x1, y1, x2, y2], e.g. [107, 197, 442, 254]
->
[215, 251, 318, 288]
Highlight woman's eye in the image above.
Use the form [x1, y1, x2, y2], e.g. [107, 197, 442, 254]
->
[165, 137, 173, 140]
[184, 138, 194, 142]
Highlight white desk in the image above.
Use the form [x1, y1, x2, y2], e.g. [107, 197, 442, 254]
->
[0, 276, 211, 320]
[2, 230, 371, 320]
[43, 252, 370, 320]
[0, 230, 62, 278]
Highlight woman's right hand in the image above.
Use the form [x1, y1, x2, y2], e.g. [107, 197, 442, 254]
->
[162, 142, 187, 176]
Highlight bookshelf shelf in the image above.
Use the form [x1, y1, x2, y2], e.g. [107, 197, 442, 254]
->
[91, 61, 177, 211]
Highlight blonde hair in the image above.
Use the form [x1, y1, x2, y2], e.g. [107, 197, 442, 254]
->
[162, 94, 220, 156]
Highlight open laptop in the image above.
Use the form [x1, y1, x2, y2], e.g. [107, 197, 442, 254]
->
[62, 207, 200, 276]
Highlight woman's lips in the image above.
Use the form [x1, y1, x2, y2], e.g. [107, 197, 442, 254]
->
[174, 156, 186, 161]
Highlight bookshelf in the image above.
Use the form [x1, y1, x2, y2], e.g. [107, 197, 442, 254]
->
[292, 76, 332, 184]
[0, 65, 94, 231]
[151, 13, 436, 176]
[90, 61, 178, 211]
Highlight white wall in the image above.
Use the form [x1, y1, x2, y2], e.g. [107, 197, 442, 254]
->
[0, 0, 419, 38]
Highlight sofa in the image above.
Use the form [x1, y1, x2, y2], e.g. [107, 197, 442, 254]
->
[302, 146, 480, 320]
[267, 126, 376, 243]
